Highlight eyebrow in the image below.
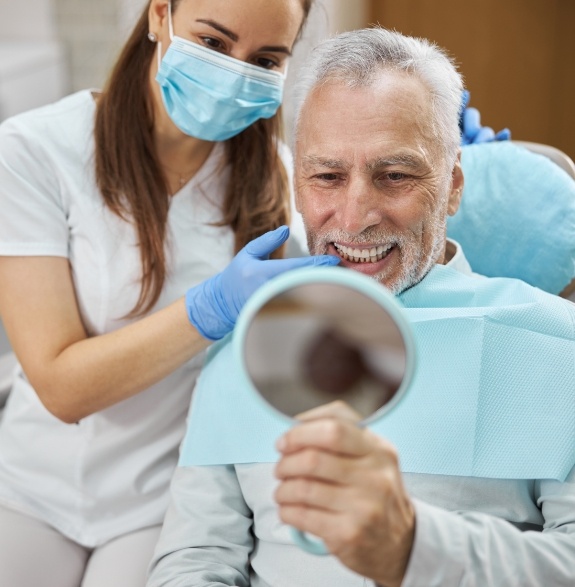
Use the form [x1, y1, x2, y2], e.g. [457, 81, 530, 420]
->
[301, 154, 424, 172]
[196, 19, 239, 42]
[195, 19, 293, 55]
[301, 156, 349, 170]
[366, 154, 423, 171]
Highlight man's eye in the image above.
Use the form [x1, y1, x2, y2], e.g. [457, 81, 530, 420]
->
[315, 173, 339, 181]
[386, 172, 406, 181]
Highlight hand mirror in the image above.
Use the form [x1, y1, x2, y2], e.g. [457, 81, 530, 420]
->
[234, 266, 416, 555]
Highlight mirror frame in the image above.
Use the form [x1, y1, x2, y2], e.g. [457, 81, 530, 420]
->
[234, 266, 417, 427]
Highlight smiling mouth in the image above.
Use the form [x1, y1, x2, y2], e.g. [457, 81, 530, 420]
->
[333, 243, 394, 263]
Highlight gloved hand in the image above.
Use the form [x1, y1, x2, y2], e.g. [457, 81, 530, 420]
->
[185, 226, 340, 340]
[460, 89, 511, 145]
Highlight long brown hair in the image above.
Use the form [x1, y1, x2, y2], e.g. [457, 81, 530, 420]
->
[94, 0, 314, 317]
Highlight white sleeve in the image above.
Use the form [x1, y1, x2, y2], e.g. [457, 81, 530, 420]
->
[401, 467, 575, 587]
[147, 466, 254, 587]
[0, 118, 68, 257]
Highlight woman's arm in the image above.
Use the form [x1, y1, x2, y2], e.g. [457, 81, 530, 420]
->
[0, 255, 207, 423]
[0, 228, 339, 423]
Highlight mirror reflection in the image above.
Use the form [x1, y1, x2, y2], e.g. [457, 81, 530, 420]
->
[244, 282, 407, 421]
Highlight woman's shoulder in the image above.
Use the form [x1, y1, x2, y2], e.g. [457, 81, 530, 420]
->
[0, 90, 97, 149]
[0, 90, 98, 178]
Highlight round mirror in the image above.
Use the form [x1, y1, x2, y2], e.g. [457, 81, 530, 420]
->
[237, 267, 415, 426]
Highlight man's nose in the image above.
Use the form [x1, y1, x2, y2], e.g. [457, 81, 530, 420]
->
[336, 177, 384, 235]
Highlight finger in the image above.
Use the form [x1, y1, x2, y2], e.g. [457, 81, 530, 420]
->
[462, 107, 481, 141]
[244, 226, 290, 258]
[275, 477, 349, 512]
[277, 503, 345, 549]
[295, 400, 363, 424]
[473, 126, 496, 143]
[276, 418, 371, 457]
[275, 446, 355, 483]
[265, 255, 340, 275]
[494, 128, 511, 141]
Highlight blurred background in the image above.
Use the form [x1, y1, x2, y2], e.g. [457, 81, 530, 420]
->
[0, 0, 573, 157]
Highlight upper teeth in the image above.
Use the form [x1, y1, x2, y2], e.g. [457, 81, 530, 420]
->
[334, 243, 392, 263]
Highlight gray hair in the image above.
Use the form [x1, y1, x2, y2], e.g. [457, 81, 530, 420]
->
[293, 27, 464, 163]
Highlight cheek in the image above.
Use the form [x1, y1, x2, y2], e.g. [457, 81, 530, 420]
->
[399, 184, 442, 228]
[382, 190, 432, 234]
[297, 186, 336, 227]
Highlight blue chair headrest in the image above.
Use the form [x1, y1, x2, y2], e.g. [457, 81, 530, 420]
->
[447, 142, 575, 294]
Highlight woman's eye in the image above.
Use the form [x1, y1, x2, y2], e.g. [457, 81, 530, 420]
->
[200, 36, 224, 50]
[254, 57, 279, 70]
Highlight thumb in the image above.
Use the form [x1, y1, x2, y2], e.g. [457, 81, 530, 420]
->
[494, 128, 511, 141]
[244, 226, 290, 259]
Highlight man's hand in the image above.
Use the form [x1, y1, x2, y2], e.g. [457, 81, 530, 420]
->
[274, 402, 415, 587]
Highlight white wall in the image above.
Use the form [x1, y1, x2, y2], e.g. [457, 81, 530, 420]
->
[283, 0, 369, 139]
[0, 0, 58, 41]
[0, 0, 68, 121]
[118, 0, 147, 38]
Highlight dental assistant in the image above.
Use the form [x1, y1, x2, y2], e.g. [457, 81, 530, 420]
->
[0, 1, 341, 585]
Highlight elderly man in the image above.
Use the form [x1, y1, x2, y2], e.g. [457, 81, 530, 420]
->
[148, 28, 575, 587]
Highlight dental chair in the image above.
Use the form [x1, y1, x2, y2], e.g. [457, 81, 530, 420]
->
[448, 141, 575, 299]
[513, 141, 575, 181]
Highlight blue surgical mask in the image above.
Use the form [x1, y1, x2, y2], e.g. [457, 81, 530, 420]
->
[155, 3, 285, 141]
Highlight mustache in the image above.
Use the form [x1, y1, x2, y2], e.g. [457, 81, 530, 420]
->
[311, 227, 410, 248]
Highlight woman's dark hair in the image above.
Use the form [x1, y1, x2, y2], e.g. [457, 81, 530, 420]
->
[94, 0, 314, 316]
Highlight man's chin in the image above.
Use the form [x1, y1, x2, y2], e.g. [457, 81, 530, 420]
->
[324, 244, 398, 290]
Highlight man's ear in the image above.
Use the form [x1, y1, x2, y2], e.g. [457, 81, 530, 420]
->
[447, 151, 464, 216]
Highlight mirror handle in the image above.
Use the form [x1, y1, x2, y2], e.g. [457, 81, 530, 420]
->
[290, 527, 329, 556]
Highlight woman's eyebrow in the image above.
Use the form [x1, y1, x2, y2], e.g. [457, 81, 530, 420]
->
[196, 19, 239, 42]
[259, 45, 292, 56]
[195, 19, 292, 55]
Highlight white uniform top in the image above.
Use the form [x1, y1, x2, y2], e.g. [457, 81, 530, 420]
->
[0, 90, 305, 547]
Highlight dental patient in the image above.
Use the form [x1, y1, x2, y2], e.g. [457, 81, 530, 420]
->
[147, 28, 575, 587]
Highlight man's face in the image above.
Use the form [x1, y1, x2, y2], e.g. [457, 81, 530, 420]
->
[295, 71, 463, 294]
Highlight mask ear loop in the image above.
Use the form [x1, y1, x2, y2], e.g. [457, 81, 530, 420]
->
[168, 0, 175, 41]
[156, 0, 175, 72]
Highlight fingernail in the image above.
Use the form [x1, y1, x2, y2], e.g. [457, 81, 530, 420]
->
[276, 436, 287, 452]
